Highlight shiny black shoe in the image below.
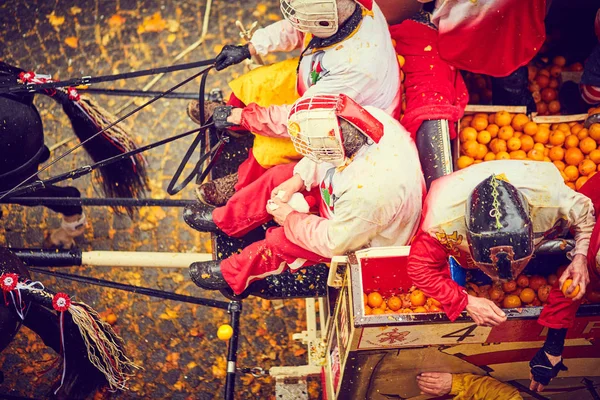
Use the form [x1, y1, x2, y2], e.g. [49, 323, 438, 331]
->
[183, 202, 219, 232]
[189, 260, 229, 290]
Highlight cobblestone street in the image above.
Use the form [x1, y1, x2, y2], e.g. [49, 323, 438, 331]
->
[0, 0, 318, 398]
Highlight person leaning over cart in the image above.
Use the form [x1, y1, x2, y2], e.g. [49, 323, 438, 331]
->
[185, 0, 401, 207]
[185, 94, 424, 296]
[407, 160, 596, 392]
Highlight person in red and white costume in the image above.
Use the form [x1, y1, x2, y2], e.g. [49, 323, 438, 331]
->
[187, 0, 401, 207]
[186, 94, 424, 295]
[407, 160, 596, 392]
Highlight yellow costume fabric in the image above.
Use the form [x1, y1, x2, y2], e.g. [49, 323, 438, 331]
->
[451, 374, 523, 400]
[228, 58, 301, 168]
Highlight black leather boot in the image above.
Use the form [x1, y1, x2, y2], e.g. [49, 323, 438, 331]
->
[189, 260, 229, 290]
[183, 202, 219, 232]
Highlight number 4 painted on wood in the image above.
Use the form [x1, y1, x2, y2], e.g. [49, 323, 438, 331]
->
[442, 324, 478, 342]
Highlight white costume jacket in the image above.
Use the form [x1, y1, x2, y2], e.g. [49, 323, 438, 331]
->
[283, 107, 424, 258]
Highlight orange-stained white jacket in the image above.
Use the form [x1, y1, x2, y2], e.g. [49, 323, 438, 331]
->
[245, 2, 401, 138]
[282, 107, 424, 258]
[421, 160, 596, 264]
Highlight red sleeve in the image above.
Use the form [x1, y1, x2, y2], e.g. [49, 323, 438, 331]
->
[538, 283, 582, 329]
[407, 230, 468, 321]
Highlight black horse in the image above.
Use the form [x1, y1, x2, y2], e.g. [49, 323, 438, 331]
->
[0, 248, 137, 399]
[0, 61, 148, 247]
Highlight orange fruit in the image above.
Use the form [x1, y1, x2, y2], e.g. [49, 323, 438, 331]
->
[503, 295, 522, 308]
[520, 288, 536, 304]
[544, 156, 552, 162]
[565, 135, 580, 149]
[553, 55, 566, 67]
[589, 149, 600, 164]
[566, 182, 576, 190]
[537, 102, 548, 115]
[495, 111, 512, 127]
[577, 128, 589, 140]
[412, 306, 427, 313]
[474, 113, 489, 120]
[484, 152, 496, 161]
[367, 292, 383, 308]
[363, 293, 368, 306]
[457, 155, 474, 169]
[462, 140, 480, 158]
[510, 150, 527, 160]
[477, 130, 492, 145]
[523, 121, 538, 136]
[498, 126, 515, 141]
[520, 135, 535, 152]
[541, 88, 558, 103]
[550, 65, 562, 78]
[564, 165, 580, 182]
[488, 113, 496, 124]
[460, 116, 474, 129]
[487, 124, 499, 138]
[364, 305, 372, 315]
[579, 159, 596, 176]
[512, 114, 530, 131]
[589, 123, 600, 141]
[471, 116, 489, 131]
[387, 296, 402, 311]
[557, 123, 570, 133]
[565, 148, 584, 165]
[554, 160, 566, 171]
[473, 160, 483, 164]
[460, 127, 478, 142]
[576, 176, 589, 190]
[533, 129, 550, 144]
[571, 123, 584, 134]
[580, 137, 597, 154]
[475, 144, 488, 160]
[496, 151, 510, 160]
[561, 279, 580, 298]
[536, 74, 550, 89]
[489, 138, 507, 154]
[507, 137, 521, 151]
[528, 148, 544, 161]
[548, 146, 565, 161]
[548, 100, 561, 114]
[514, 131, 523, 139]
[372, 308, 385, 315]
[549, 130, 566, 146]
[533, 143, 545, 152]
[410, 290, 427, 307]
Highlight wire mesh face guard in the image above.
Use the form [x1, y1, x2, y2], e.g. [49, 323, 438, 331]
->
[280, 0, 339, 37]
[288, 96, 346, 165]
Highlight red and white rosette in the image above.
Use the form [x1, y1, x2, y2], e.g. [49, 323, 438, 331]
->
[52, 292, 72, 394]
[0, 273, 18, 292]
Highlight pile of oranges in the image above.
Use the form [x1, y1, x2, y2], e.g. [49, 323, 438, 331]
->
[468, 274, 556, 309]
[527, 56, 584, 116]
[463, 72, 493, 105]
[363, 288, 442, 315]
[457, 110, 600, 191]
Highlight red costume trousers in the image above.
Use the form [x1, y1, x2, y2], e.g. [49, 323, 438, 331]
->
[226, 94, 269, 192]
[213, 162, 327, 294]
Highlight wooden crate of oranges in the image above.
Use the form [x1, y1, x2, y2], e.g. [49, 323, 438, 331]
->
[456, 107, 600, 192]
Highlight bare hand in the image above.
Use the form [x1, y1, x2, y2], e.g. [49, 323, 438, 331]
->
[416, 372, 452, 396]
[559, 254, 589, 301]
[465, 295, 507, 327]
[226, 108, 243, 125]
[266, 198, 294, 225]
[271, 174, 305, 202]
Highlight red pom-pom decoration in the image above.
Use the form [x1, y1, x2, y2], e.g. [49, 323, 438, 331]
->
[0, 273, 19, 292]
[67, 87, 80, 101]
[18, 71, 35, 83]
[52, 293, 72, 312]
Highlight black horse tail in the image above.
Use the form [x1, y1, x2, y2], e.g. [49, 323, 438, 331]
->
[0, 248, 139, 399]
[0, 62, 148, 214]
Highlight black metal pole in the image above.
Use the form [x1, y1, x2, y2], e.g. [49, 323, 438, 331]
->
[81, 88, 200, 99]
[224, 301, 242, 400]
[2, 197, 196, 208]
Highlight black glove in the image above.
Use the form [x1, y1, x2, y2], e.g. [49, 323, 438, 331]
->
[529, 348, 568, 386]
[214, 44, 251, 71]
[213, 106, 237, 130]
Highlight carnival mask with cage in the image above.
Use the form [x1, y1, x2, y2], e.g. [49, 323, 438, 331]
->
[280, 0, 339, 37]
[465, 175, 534, 282]
[287, 94, 384, 166]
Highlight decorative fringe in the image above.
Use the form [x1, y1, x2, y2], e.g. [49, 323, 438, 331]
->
[66, 301, 139, 391]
